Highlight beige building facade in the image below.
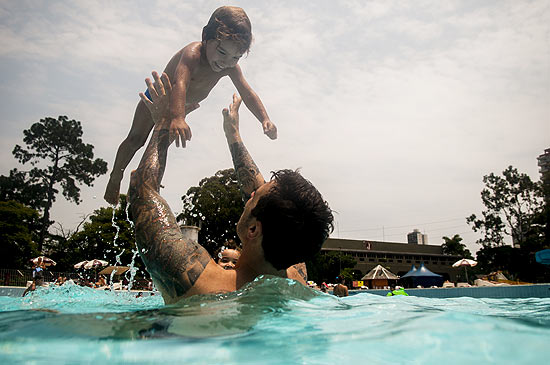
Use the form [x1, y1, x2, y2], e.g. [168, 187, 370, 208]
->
[321, 238, 463, 281]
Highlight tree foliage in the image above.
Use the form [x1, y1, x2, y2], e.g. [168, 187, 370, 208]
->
[4, 116, 108, 250]
[50, 195, 142, 273]
[441, 234, 473, 258]
[0, 201, 41, 268]
[305, 251, 357, 284]
[0, 169, 48, 208]
[467, 166, 545, 248]
[177, 168, 244, 256]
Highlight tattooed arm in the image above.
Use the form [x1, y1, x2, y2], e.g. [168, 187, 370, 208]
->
[129, 72, 211, 303]
[223, 94, 266, 201]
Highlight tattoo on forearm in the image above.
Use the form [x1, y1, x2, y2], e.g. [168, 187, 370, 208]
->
[229, 141, 263, 201]
[292, 263, 308, 282]
[128, 125, 211, 300]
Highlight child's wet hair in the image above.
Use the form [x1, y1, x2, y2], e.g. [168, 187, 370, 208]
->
[202, 6, 253, 54]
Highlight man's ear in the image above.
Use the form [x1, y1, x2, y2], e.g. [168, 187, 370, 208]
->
[247, 218, 263, 240]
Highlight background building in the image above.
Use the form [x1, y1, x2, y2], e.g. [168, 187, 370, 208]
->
[407, 228, 428, 244]
[321, 237, 462, 281]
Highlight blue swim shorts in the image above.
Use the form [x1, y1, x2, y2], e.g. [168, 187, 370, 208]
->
[144, 88, 152, 101]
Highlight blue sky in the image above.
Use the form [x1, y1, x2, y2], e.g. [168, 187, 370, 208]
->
[1, 0, 549, 255]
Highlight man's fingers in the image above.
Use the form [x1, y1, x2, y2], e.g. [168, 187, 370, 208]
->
[145, 77, 159, 99]
[152, 71, 165, 96]
[231, 93, 242, 112]
[139, 92, 152, 106]
[161, 72, 172, 93]
[222, 108, 229, 117]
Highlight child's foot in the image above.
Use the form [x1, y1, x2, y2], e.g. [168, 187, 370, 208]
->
[104, 172, 122, 205]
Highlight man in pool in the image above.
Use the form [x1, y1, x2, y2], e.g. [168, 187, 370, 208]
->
[129, 72, 333, 304]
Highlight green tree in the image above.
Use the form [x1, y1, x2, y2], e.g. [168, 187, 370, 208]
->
[467, 166, 545, 248]
[441, 234, 473, 258]
[7, 116, 107, 251]
[0, 201, 41, 268]
[306, 251, 356, 284]
[52, 195, 141, 273]
[177, 168, 244, 256]
[340, 267, 363, 285]
[0, 169, 48, 208]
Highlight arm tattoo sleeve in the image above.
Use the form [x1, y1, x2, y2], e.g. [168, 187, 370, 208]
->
[128, 122, 211, 301]
[229, 141, 265, 202]
[291, 263, 308, 282]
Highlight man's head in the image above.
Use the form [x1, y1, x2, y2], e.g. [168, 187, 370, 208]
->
[202, 6, 252, 54]
[238, 170, 334, 270]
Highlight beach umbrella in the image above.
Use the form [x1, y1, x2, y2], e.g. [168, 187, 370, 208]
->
[84, 259, 109, 282]
[74, 260, 89, 269]
[30, 256, 56, 267]
[452, 259, 477, 283]
[84, 259, 109, 269]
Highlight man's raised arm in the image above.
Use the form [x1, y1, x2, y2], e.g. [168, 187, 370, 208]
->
[223, 94, 266, 201]
[129, 72, 211, 303]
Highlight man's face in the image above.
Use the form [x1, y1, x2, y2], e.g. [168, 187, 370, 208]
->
[205, 39, 244, 72]
[236, 181, 275, 241]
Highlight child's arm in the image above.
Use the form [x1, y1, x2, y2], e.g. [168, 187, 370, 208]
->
[169, 50, 200, 147]
[228, 65, 277, 140]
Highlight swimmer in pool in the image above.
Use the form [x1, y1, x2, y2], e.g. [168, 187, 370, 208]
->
[215, 240, 241, 270]
[128, 72, 333, 304]
[105, 6, 276, 205]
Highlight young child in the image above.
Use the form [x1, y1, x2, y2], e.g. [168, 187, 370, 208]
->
[104, 6, 276, 205]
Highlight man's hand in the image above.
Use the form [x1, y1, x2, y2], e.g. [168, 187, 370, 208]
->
[169, 116, 191, 148]
[139, 71, 171, 124]
[223, 93, 243, 141]
[262, 120, 278, 140]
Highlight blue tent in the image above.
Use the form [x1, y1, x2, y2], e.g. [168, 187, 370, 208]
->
[403, 264, 417, 277]
[535, 249, 550, 265]
[399, 262, 444, 288]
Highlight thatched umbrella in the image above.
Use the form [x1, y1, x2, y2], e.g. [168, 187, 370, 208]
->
[361, 264, 399, 289]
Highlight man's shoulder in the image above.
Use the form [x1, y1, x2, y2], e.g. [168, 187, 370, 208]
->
[182, 261, 237, 297]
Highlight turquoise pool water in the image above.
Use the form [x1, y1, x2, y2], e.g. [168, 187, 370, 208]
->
[1, 276, 548, 364]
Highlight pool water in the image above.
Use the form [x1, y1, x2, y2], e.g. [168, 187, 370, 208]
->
[0, 276, 548, 364]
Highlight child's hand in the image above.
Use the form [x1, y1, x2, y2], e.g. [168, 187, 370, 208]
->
[170, 117, 191, 148]
[262, 120, 277, 140]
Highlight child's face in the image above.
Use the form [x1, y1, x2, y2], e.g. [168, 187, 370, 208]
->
[218, 249, 240, 270]
[205, 39, 244, 72]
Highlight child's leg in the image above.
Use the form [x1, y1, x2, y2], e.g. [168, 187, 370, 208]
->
[104, 100, 154, 205]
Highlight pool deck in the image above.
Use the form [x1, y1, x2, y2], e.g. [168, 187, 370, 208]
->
[351, 284, 550, 298]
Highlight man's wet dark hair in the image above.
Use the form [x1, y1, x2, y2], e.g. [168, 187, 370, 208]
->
[251, 169, 334, 270]
[202, 6, 252, 54]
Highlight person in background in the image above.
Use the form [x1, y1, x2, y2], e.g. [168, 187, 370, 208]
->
[95, 275, 107, 288]
[215, 240, 242, 270]
[22, 259, 45, 297]
[333, 281, 349, 297]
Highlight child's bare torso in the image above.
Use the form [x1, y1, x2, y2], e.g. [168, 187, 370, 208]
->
[162, 41, 228, 106]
